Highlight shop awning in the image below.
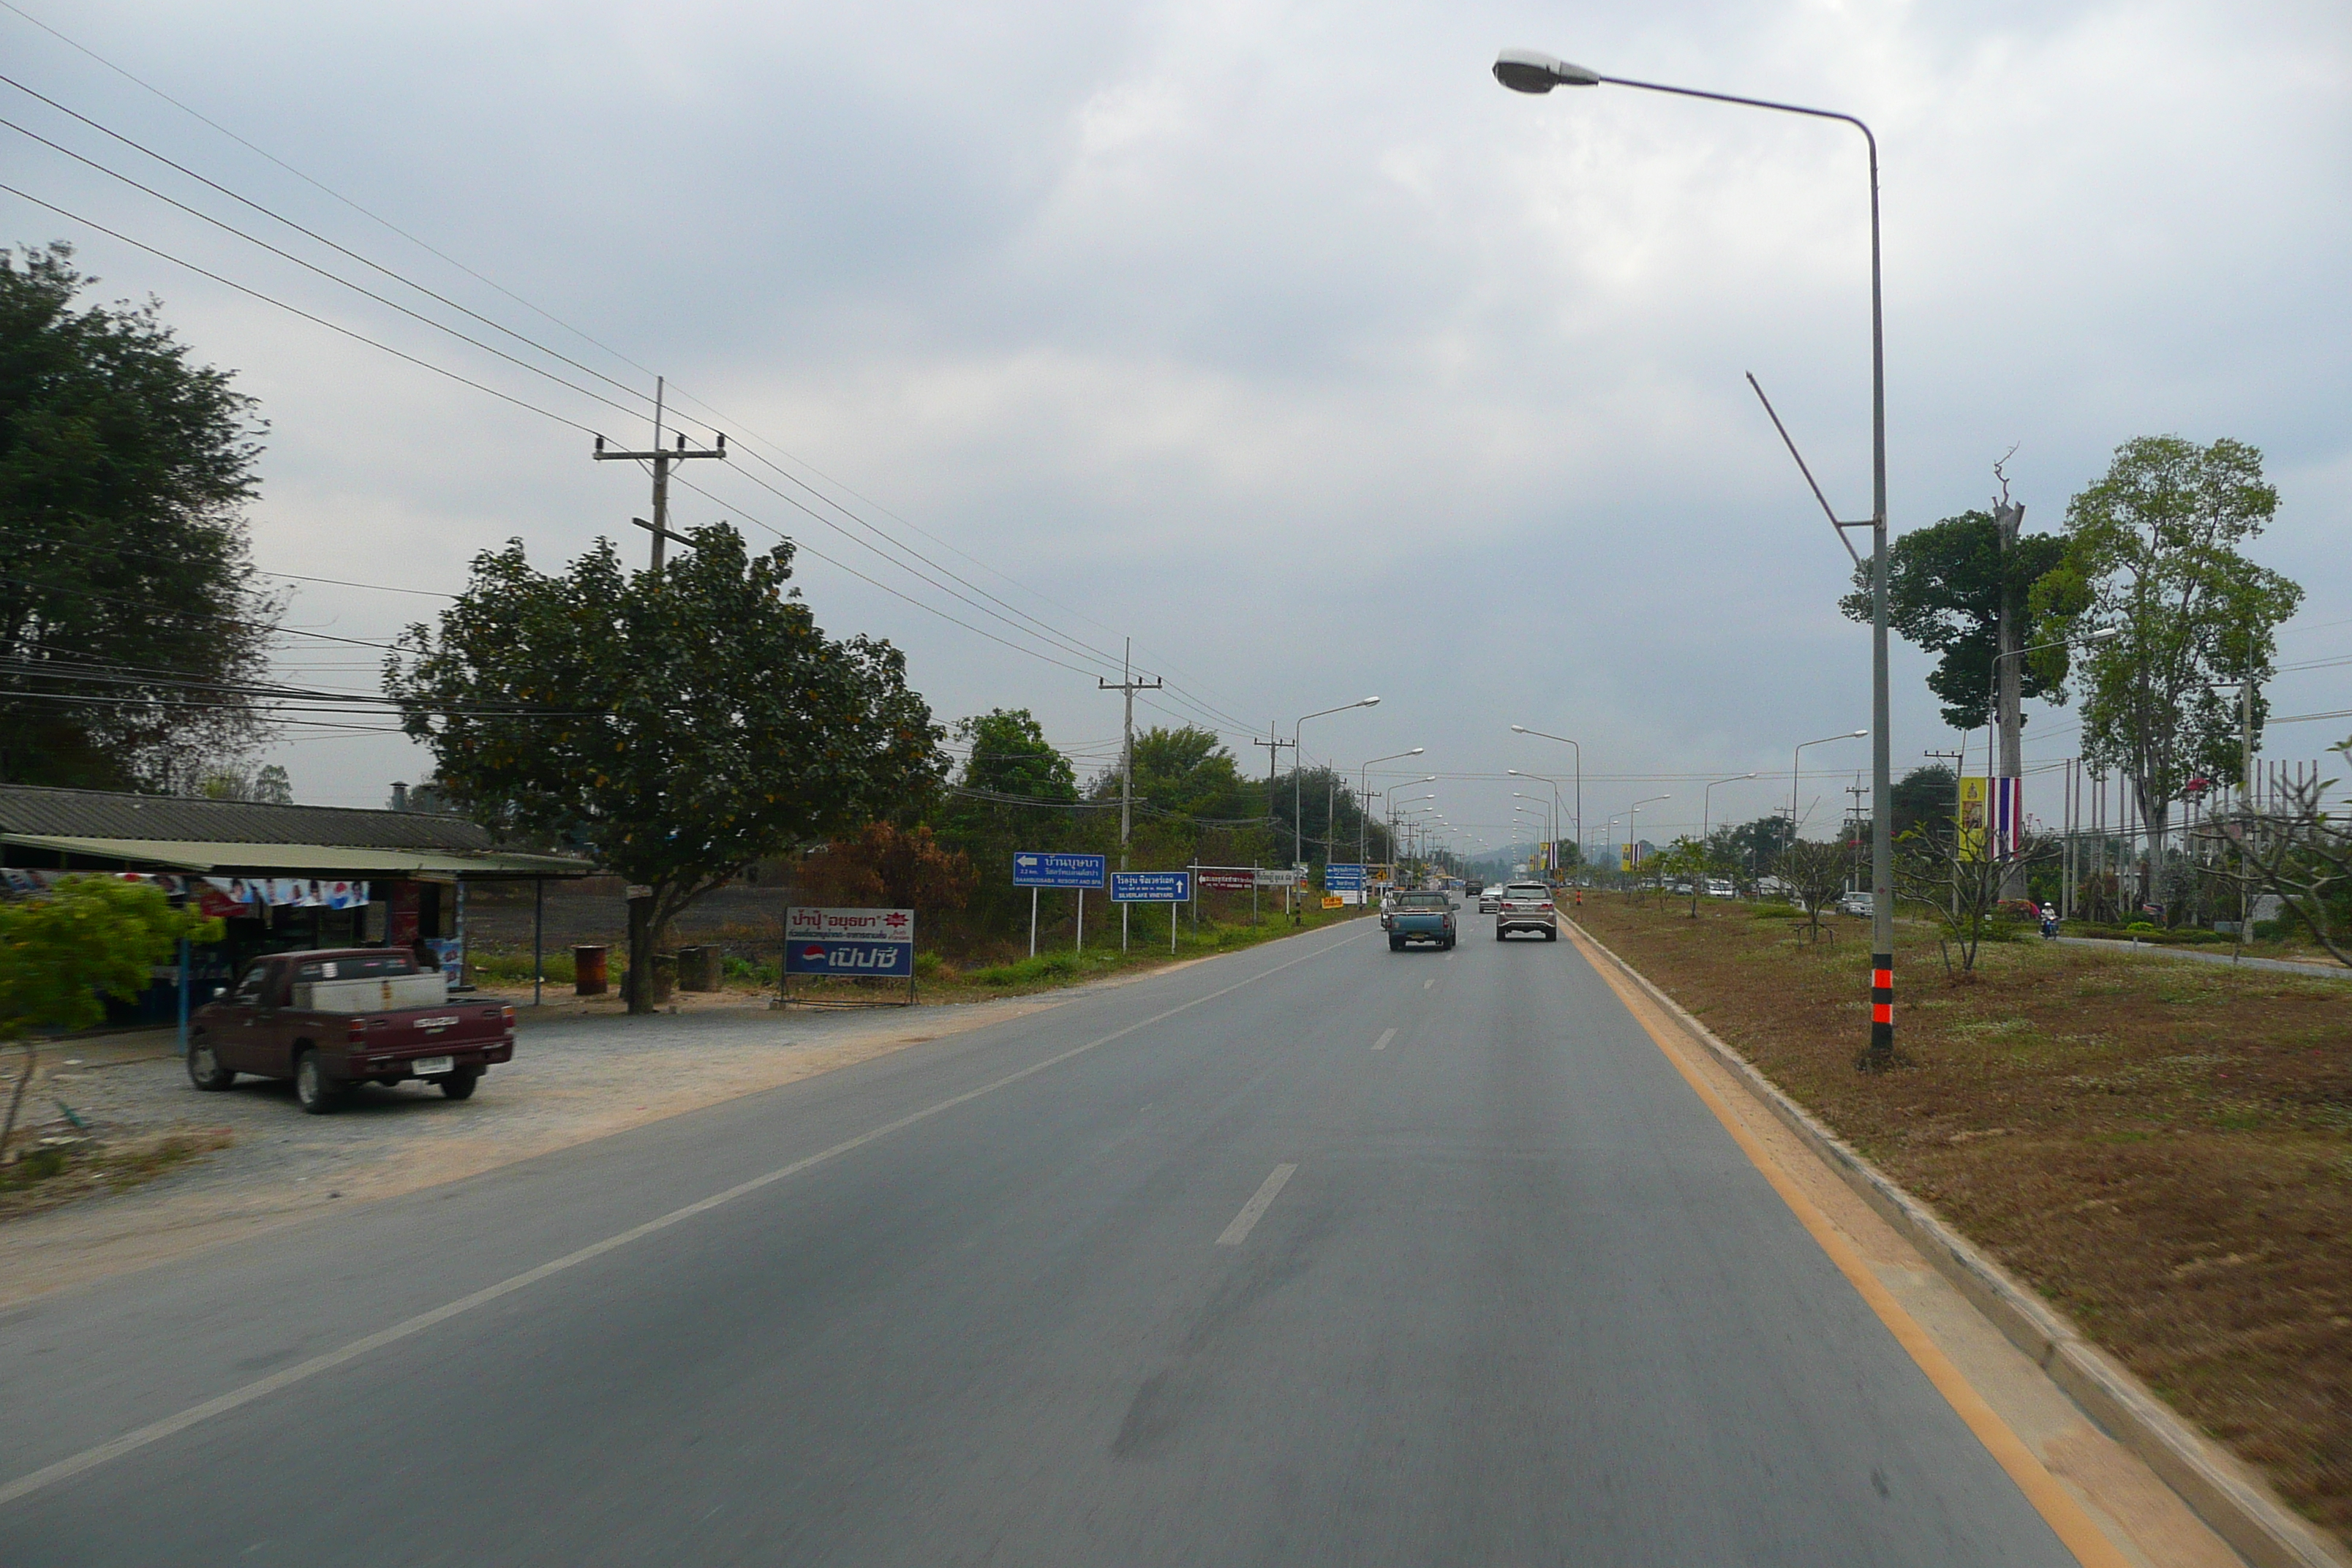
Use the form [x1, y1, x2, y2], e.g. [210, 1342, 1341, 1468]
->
[1, 834, 595, 878]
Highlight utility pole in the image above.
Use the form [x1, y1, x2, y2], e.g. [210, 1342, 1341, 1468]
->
[1099, 640, 1162, 951]
[1251, 725, 1296, 920]
[592, 377, 727, 573]
[589, 376, 726, 1015]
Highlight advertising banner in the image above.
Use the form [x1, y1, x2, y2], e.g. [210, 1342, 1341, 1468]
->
[1011, 852, 1107, 889]
[1109, 870, 1191, 903]
[784, 905, 916, 977]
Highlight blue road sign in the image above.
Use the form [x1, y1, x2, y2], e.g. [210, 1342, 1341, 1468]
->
[1324, 863, 1365, 890]
[1012, 851, 1107, 889]
[1110, 870, 1191, 903]
[785, 937, 914, 977]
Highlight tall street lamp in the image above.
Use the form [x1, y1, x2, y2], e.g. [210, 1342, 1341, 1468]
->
[1792, 729, 1869, 839]
[1360, 748, 1425, 864]
[1295, 698, 1379, 867]
[1627, 794, 1670, 871]
[1495, 46, 1896, 1065]
[1508, 769, 1570, 873]
[1702, 772, 1758, 888]
[1509, 726, 1583, 866]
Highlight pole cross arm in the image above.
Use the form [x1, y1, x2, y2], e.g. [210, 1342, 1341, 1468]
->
[630, 516, 692, 546]
[593, 439, 727, 461]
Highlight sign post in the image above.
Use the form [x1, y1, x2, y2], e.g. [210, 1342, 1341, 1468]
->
[1012, 852, 1107, 957]
[1112, 871, 1192, 955]
[780, 906, 916, 1008]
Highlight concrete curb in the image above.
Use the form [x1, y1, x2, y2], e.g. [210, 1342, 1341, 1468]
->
[1569, 919, 2351, 1568]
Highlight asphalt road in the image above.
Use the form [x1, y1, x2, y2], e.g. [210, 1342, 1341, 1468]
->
[0, 913, 2083, 1566]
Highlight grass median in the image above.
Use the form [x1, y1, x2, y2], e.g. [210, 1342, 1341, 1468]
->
[1573, 893, 2351, 1547]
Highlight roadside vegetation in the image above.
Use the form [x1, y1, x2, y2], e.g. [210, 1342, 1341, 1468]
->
[1572, 894, 2351, 1545]
[0, 1129, 234, 1221]
[468, 900, 1371, 1006]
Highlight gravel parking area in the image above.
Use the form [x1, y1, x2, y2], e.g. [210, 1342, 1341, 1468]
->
[0, 990, 1063, 1308]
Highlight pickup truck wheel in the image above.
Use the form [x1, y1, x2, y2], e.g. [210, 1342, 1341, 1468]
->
[1388, 935, 1403, 951]
[293, 1049, 340, 1115]
[186, 1034, 235, 1091]
[439, 1067, 480, 1101]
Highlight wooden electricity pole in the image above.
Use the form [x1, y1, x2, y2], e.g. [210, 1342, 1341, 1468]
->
[1099, 640, 1162, 950]
[592, 377, 727, 572]
[589, 376, 727, 1012]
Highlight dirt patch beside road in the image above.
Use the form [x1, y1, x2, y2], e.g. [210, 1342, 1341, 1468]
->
[1575, 895, 2352, 1548]
[0, 991, 1066, 1310]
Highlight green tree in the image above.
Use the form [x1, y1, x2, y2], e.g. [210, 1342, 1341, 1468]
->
[0, 245, 276, 788]
[1842, 510, 2068, 728]
[1891, 764, 1956, 842]
[386, 527, 940, 1012]
[1, 876, 214, 1156]
[2029, 436, 2302, 902]
[954, 709, 1077, 807]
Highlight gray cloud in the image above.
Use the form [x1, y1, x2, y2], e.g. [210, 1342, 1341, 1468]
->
[7, 0, 2345, 847]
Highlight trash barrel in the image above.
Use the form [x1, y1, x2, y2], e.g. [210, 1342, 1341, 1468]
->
[651, 952, 677, 1003]
[676, 946, 719, 992]
[573, 945, 608, 996]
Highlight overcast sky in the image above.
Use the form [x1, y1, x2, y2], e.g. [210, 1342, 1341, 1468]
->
[9, 0, 2348, 852]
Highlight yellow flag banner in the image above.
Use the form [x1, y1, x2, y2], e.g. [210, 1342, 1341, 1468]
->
[1956, 776, 1989, 862]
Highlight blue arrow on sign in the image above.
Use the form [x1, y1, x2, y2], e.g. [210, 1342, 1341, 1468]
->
[1012, 851, 1106, 889]
[1109, 870, 1192, 903]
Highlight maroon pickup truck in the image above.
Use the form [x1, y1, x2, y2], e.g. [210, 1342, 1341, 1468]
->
[186, 948, 515, 1114]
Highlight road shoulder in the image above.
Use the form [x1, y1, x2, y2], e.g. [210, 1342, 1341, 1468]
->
[1564, 916, 2342, 1568]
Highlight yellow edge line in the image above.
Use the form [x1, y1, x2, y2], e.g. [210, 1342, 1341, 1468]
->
[1561, 921, 2135, 1568]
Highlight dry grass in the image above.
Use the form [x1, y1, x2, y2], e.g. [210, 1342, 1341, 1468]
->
[1576, 895, 2352, 1545]
[0, 1129, 235, 1222]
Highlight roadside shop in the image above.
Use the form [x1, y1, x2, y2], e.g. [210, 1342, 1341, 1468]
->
[0, 784, 592, 1025]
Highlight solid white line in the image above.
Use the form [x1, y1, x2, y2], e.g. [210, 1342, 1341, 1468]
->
[0, 928, 1367, 1511]
[1373, 1028, 1396, 1052]
[1215, 1164, 1298, 1247]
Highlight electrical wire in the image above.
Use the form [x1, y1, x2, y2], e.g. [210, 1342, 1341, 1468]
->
[0, 29, 1268, 733]
[0, 110, 657, 429]
[0, 181, 601, 436]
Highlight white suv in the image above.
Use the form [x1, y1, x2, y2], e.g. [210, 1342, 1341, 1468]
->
[1495, 883, 1558, 941]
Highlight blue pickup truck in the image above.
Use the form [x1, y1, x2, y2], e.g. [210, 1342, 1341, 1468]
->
[1387, 890, 1457, 951]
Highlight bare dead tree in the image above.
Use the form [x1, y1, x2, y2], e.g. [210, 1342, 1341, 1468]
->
[1774, 840, 1850, 945]
[1894, 821, 2055, 980]
[2206, 742, 2352, 968]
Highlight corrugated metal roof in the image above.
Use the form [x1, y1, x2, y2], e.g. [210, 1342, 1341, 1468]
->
[1, 833, 591, 876]
[0, 784, 494, 850]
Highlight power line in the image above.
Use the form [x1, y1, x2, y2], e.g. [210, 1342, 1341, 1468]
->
[0, 0, 672, 400]
[0, 31, 1266, 731]
[0, 181, 600, 436]
[20, 533, 456, 598]
[0, 108, 657, 428]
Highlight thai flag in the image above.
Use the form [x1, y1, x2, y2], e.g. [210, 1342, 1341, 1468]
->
[1993, 777, 2023, 859]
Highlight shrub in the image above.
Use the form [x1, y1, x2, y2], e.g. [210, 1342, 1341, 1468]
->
[970, 951, 1082, 987]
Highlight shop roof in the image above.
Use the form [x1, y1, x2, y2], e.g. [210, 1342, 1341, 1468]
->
[0, 834, 589, 878]
[0, 785, 592, 877]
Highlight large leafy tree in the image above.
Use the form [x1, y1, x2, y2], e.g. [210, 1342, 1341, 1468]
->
[386, 527, 941, 1011]
[0, 245, 276, 789]
[2029, 436, 2301, 901]
[1842, 510, 2068, 728]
